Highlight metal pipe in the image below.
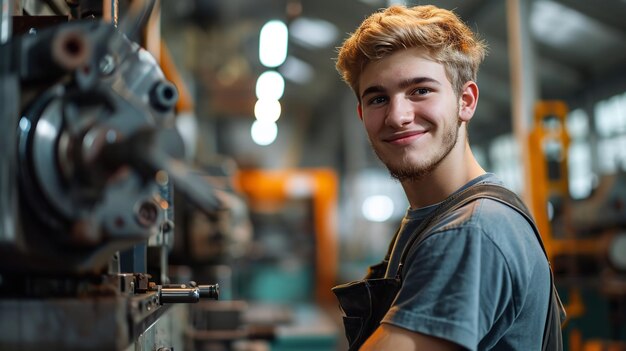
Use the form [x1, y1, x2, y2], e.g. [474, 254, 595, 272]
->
[103, 0, 119, 27]
[158, 283, 218, 303]
[506, 0, 539, 204]
[160, 287, 200, 303]
[0, 0, 12, 44]
[117, 0, 156, 41]
[0, 0, 17, 244]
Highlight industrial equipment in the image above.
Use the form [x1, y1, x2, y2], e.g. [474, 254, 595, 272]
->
[0, 1, 222, 350]
[528, 101, 626, 350]
[172, 168, 340, 350]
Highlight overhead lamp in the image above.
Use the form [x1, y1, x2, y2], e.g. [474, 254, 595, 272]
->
[256, 70, 285, 100]
[259, 20, 288, 68]
[254, 99, 281, 123]
[251, 120, 278, 146]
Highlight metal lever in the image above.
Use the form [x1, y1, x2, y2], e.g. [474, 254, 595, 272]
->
[159, 283, 219, 304]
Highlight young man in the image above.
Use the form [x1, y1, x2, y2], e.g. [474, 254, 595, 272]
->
[334, 5, 551, 350]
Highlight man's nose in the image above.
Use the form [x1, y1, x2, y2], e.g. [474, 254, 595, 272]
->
[385, 97, 413, 128]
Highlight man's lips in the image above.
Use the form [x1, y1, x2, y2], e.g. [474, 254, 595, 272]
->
[384, 131, 426, 145]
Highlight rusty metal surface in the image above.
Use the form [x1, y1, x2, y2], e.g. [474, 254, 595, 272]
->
[0, 291, 172, 351]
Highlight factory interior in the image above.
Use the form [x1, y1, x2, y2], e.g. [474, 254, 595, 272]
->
[1, 0, 626, 350]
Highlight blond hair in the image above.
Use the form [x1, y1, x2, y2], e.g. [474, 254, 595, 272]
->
[336, 5, 487, 98]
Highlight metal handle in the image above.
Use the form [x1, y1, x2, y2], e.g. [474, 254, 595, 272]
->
[198, 284, 219, 299]
[159, 284, 219, 304]
[160, 287, 200, 303]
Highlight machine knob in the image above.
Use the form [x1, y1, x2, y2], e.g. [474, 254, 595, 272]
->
[198, 284, 219, 300]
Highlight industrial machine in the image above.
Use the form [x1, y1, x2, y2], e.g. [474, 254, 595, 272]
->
[0, 1, 223, 350]
[528, 101, 626, 350]
[170, 168, 340, 351]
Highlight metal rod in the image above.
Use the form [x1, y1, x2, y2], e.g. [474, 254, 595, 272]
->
[0, 0, 17, 244]
[117, 0, 156, 41]
[103, 0, 119, 27]
[506, 0, 539, 204]
[160, 287, 200, 303]
[0, 0, 12, 44]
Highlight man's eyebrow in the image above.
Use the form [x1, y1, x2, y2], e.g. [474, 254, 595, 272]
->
[360, 85, 385, 100]
[360, 77, 440, 100]
[399, 76, 440, 89]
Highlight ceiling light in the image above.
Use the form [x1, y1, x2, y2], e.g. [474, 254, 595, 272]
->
[254, 99, 281, 122]
[256, 70, 285, 100]
[289, 17, 338, 48]
[259, 20, 288, 68]
[251, 120, 278, 146]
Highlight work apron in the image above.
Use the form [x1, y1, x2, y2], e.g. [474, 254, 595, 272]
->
[332, 260, 400, 350]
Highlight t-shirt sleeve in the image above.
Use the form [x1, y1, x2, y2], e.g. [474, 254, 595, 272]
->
[381, 225, 515, 351]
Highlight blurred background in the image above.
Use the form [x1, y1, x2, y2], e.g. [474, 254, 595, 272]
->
[2, 0, 626, 350]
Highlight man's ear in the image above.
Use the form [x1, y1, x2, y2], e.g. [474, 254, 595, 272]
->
[357, 103, 363, 120]
[459, 81, 479, 122]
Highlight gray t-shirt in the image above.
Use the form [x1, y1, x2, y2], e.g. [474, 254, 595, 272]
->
[382, 173, 550, 350]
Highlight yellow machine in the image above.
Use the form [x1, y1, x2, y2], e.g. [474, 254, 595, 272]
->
[528, 101, 626, 350]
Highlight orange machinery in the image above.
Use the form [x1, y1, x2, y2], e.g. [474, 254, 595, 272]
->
[234, 168, 339, 305]
[527, 101, 626, 350]
[527, 100, 602, 261]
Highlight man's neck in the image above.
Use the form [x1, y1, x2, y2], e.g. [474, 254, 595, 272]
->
[402, 143, 485, 209]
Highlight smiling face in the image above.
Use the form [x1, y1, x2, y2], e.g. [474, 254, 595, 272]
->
[357, 47, 470, 182]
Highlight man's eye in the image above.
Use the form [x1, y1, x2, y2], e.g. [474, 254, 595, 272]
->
[412, 88, 430, 95]
[369, 96, 387, 105]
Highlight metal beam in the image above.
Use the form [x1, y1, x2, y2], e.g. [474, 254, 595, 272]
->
[0, 0, 11, 44]
[506, 0, 539, 203]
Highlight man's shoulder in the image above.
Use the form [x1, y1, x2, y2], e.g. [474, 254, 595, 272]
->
[440, 196, 541, 251]
[429, 191, 530, 234]
[423, 194, 546, 272]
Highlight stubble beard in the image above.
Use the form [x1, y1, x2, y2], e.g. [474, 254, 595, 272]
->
[373, 119, 462, 182]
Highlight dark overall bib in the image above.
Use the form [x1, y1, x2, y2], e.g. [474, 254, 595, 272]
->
[332, 183, 566, 351]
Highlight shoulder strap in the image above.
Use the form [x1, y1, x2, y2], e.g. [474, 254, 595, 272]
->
[395, 182, 565, 350]
[395, 183, 548, 277]
[383, 227, 401, 262]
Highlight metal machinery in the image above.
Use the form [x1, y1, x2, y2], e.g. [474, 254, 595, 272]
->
[528, 101, 626, 350]
[0, 1, 223, 350]
[170, 168, 340, 350]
